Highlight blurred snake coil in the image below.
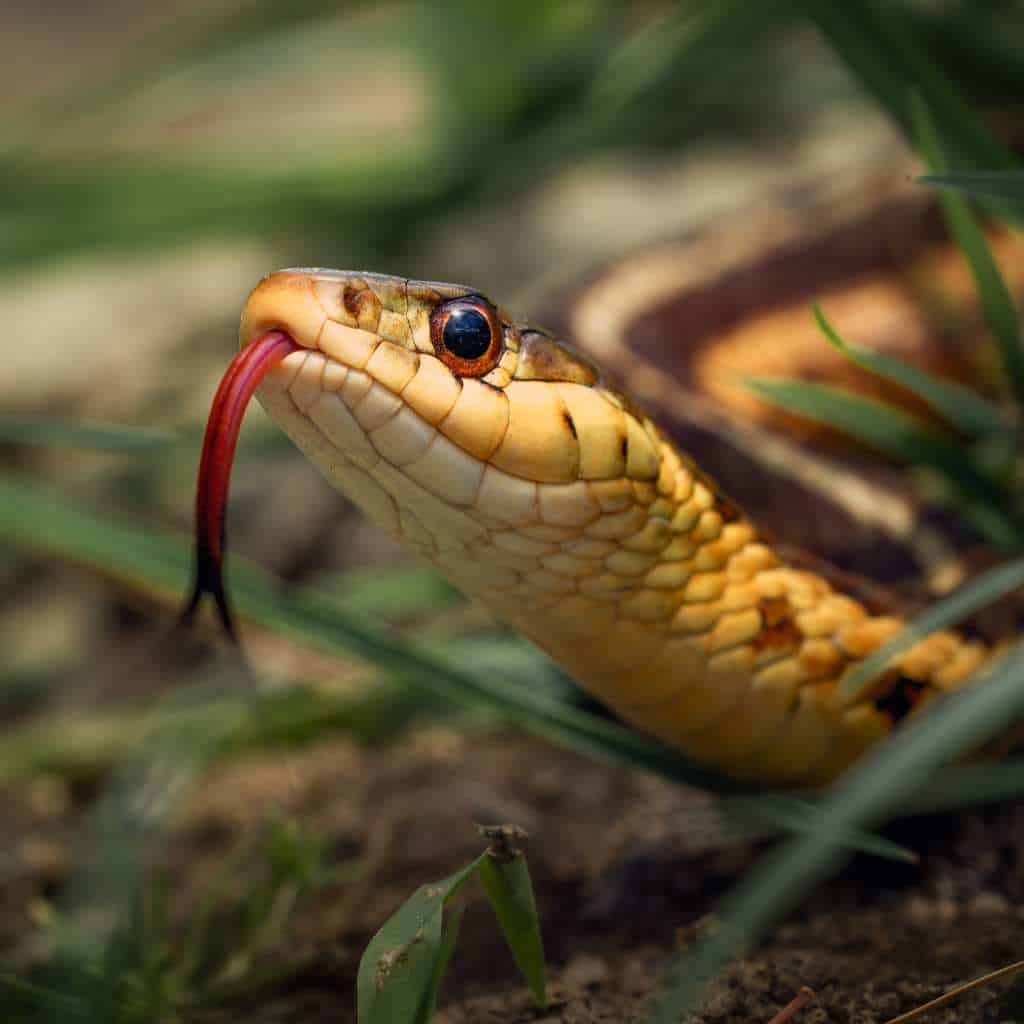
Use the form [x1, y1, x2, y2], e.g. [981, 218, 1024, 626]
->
[196, 171, 1024, 787]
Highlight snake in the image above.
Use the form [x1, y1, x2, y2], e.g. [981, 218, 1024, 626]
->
[184, 175, 1019, 789]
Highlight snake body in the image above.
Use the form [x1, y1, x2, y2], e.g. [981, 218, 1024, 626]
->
[240, 263, 990, 787]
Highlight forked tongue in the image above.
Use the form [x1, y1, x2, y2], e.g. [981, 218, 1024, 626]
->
[181, 330, 300, 640]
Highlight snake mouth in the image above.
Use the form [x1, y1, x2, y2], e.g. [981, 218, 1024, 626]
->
[181, 267, 423, 641]
[181, 330, 301, 639]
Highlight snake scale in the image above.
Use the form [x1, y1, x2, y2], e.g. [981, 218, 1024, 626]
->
[190, 171, 1022, 788]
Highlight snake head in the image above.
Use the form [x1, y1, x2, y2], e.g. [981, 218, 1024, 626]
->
[241, 266, 655, 497]
[185, 267, 668, 640]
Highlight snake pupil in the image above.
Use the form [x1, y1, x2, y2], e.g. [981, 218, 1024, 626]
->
[442, 307, 492, 360]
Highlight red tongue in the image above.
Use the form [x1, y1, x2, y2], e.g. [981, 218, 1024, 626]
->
[181, 330, 300, 639]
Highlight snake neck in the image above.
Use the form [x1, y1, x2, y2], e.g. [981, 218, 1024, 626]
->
[467, 424, 988, 786]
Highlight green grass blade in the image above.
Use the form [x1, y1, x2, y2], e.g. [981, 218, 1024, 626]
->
[906, 5, 1024, 107]
[0, 415, 176, 454]
[642, 640, 1024, 1023]
[795, 1, 1018, 183]
[744, 378, 955, 461]
[0, 973, 88, 1020]
[478, 851, 547, 1007]
[357, 855, 484, 1024]
[743, 377, 1009, 514]
[791, 1, 911, 134]
[746, 375, 1022, 549]
[810, 304, 1007, 437]
[906, 757, 1024, 816]
[839, 557, 1024, 703]
[858, 0, 1015, 169]
[308, 566, 459, 623]
[912, 94, 1024, 408]
[720, 794, 917, 864]
[921, 171, 1024, 202]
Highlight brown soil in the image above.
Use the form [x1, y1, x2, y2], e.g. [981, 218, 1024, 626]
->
[6, 726, 1024, 1023]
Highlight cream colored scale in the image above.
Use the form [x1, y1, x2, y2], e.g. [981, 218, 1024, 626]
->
[241, 268, 988, 787]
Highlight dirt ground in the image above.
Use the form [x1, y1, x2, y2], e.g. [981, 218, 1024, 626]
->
[6, 720, 1024, 1023]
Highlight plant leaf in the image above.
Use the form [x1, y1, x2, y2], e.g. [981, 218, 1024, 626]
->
[794, 0, 1018, 187]
[921, 171, 1024, 203]
[0, 415, 176, 454]
[911, 93, 1024, 407]
[357, 856, 484, 1024]
[417, 907, 464, 1024]
[478, 852, 547, 1007]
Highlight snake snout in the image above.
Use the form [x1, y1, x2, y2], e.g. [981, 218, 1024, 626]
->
[239, 270, 327, 351]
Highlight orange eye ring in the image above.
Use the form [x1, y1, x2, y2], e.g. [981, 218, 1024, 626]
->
[429, 296, 503, 377]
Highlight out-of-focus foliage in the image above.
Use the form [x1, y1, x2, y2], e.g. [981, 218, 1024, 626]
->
[0, 0, 799, 272]
[3, 0, 1021, 275]
[3, 821, 347, 1021]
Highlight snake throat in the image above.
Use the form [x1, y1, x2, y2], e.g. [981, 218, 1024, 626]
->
[182, 329, 300, 638]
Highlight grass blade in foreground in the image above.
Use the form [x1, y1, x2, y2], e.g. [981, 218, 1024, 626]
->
[719, 794, 918, 865]
[796, 0, 1018, 185]
[922, 171, 1024, 203]
[0, 415, 176, 454]
[743, 378, 977, 475]
[912, 93, 1024, 407]
[744, 377, 1019, 548]
[810, 304, 1006, 437]
[643, 640, 1024, 1023]
[908, 757, 1024, 816]
[839, 557, 1024, 702]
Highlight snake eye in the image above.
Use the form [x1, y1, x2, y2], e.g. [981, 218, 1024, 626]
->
[429, 296, 503, 377]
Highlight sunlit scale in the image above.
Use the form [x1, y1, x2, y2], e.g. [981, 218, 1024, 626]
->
[185, 268, 993, 788]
